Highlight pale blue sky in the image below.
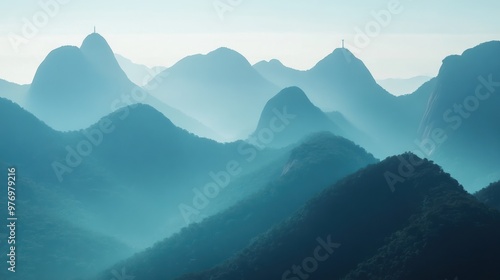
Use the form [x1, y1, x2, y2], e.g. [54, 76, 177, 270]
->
[1, 0, 499, 84]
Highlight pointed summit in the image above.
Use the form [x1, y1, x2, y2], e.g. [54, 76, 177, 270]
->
[251, 86, 343, 148]
[209, 47, 249, 62]
[80, 32, 112, 53]
[30, 45, 99, 98]
[147, 47, 278, 141]
[81, 32, 110, 49]
[309, 48, 375, 84]
[264, 86, 314, 108]
[80, 32, 129, 83]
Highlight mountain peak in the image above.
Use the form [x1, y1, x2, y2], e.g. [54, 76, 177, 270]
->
[210, 47, 240, 55]
[105, 103, 176, 129]
[80, 32, 130, 83]
[268, 59, 284, 66]
[315, 47, 361, 68]
[168, 47, 255, 75]
[205, 47, 251, 67]
[309, 48, 376, 84]
[80, 32, 111, 51]
[419, 40, 500, 189]
[30, 45, 96, 93]
[331, 47, 354, 57]
[27, 33, 135, 131]
[461, 40, 500, 58]
[270, 86, 312, 105]
[439, 40, 500, 78]
[252, 87, 343, 147]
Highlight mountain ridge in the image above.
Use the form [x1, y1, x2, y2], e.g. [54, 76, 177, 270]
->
[251, 86, 344, 148]
[95, 132, 377, 280]
[175, 154, 500, 280]
[149, 47, 279, 141]
[418, 40, 500, 190]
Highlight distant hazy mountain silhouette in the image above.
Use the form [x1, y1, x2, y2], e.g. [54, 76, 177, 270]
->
[306, 48, 388, 110]
[176, 154, 500, 280]
[27, 33, 139, 130]
[115, 53, 166, 86]
[253, 59, 303, 88]
[149, 47, 279, 141]
[95, 132, 376, 280]
[250, 86, 344, 148]
[378, 75, 432, 96]
[256, 48, 424, 157]
[0, 78, 29, 106]
[25, 33, 218, 138]
[80, 33, 132, 84]
[419, 41, 500, 190]
[28, 33, 182, 132]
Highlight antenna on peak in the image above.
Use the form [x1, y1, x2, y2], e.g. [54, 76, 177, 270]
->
[342, 39, 345, 49]
[94, 26, 96, 33]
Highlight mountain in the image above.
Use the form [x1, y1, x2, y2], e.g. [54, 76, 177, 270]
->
[378, 75, 432, 96]
[24, 33, 218, 138]
[0, 78, 29, 106]
[95, 132, 377, 280]
[80, 33, 132, 84]
[115, 53, 166, 86]
[255, 48, 424, 157]
[0, 97, 285, 247]
[250, 86, 343, 148]
[0, 98, 63, 181]
[148, 47, 279, 141]
[418, 41, 500, 191]
[176, 154, 500, 280]
[475, 181, 500, 211]
[304, 48, 393, 111]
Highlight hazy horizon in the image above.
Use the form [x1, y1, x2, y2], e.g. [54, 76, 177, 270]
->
[1, 0, 499, 84]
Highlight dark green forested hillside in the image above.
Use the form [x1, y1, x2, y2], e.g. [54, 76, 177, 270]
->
[475, 181, 500, 211]
[176, 154, 500, 280]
